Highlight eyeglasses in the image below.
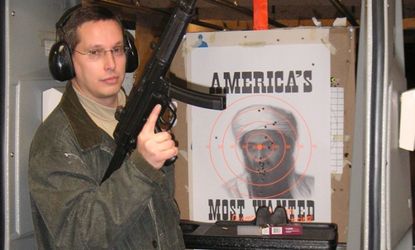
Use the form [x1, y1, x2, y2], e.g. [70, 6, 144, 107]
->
[74, 46, 129, 60]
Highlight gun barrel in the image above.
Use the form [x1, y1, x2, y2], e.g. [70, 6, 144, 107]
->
[153, 0, 196, 74]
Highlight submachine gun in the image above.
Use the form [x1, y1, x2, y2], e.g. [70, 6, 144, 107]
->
[100, 0, 225, 183]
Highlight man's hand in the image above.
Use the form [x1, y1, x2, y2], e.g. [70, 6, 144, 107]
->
[137, 104, 178, 169]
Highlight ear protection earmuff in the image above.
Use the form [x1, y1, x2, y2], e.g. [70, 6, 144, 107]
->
[124, 31, 139, 73]
[48, 4, 139, 82]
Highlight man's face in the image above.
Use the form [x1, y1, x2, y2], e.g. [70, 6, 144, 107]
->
[239, 129, 295, 179]
[71, 20, 126, 107]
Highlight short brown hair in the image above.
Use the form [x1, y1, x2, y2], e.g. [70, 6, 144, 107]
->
[59, 5, 123, 52]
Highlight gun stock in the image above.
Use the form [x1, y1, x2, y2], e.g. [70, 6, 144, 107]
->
[101, 0, 226, 183]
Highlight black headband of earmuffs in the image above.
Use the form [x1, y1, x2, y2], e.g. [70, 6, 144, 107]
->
[48, 4, 139, 82]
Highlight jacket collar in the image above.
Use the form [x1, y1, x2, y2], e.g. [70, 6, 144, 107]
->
[60, 82, 103, 150]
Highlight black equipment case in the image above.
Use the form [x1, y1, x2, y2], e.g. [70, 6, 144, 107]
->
[180, 220, 338, 250]
[180, 206, 338, 250]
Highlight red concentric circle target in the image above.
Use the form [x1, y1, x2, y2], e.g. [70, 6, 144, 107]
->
[207, 94, 314, 199]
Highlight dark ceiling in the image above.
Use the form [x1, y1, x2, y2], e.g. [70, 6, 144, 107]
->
[128, 0, 415, 25]
[142, 0, 362, 21]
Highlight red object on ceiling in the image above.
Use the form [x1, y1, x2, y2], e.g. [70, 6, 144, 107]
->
[253, 0, 268, 30]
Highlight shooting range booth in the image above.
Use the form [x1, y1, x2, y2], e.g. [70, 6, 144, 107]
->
[1, 0, 414, 249]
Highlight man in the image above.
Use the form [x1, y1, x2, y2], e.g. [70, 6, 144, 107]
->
[28, 5, 185, 249]
[225, 104, 314, 199]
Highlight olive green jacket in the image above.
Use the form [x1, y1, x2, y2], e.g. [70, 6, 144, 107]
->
[28, 83, 185, 249]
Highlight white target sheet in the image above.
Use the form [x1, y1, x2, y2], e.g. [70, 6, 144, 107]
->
[185, 30, 331, 223]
